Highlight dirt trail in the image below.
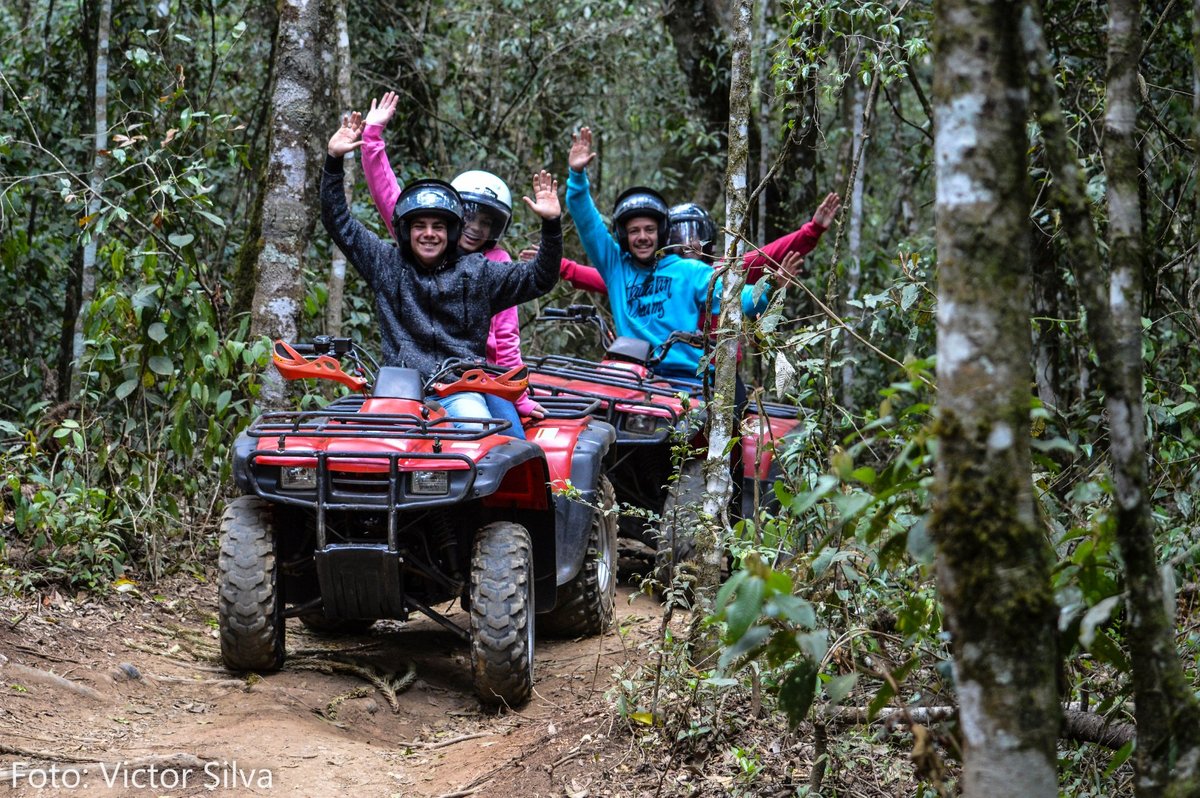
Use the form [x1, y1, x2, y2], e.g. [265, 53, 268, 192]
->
[0, 577, 658, 798]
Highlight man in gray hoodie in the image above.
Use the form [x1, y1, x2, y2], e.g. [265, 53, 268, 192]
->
[322, 113, 562, 425]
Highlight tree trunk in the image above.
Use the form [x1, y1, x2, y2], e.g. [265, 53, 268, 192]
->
[248, 0, 333, 407]
[1104, 0, 1200, 791]
[325, 0, 353, 338]
[929, 1, 1060, 795]
[754, 0, 772, 246]
[1192, 0, 1200, 325]
[839, 66, 874, 410]
[69, 0, 110, 398]
[696, 0, 753, 598]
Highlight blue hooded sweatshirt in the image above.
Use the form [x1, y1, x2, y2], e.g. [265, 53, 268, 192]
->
[565, 168, 769, 378]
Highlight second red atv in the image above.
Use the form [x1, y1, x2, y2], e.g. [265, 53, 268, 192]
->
[524, 306, 804, 577]
[221, 337, 618, 707]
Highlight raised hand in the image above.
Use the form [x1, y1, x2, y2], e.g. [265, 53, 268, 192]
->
[812, 192, 841, 227]
[328, 112, 364, 157]
[517, 247, 540, 262]
[364, 92, 399, 128]
[521, 170, 561, 220]
[568, 127, 597, 172]
[772, 251, 805, 283]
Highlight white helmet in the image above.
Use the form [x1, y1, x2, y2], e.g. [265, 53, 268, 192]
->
[451, 170, 513, 246]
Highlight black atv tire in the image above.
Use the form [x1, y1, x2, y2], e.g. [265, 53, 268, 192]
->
[655, 458, 705, 589]
[298, 614, 374, 636]
[218, 496, 286, 672]
[540, 476, 618, 637]
[469, 522, 535, 707]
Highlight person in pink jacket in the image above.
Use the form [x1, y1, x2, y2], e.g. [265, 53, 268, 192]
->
[359, 92, 545, 439]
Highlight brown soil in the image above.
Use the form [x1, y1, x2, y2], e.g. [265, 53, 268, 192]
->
[0, 575, 662, 798]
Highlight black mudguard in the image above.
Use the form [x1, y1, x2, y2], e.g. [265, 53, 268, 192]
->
[553, 420, 617, 586]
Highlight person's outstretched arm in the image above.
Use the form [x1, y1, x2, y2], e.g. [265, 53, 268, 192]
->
[488, 171, 564, 307]
[564, 127, 623, 283]
[519, 247, 607, 293]
[743, 192, 841, 282]
[361, 92, 402, 238]
[322, 113, 391, 291]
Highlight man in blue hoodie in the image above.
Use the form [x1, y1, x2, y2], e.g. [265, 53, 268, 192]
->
[563, 126, 791, 383]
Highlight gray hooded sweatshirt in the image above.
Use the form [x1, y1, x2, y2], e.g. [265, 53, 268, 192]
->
[320, 154, 561, 381]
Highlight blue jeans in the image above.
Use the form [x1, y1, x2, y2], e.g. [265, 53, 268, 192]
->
[434, 391, 490, 430]
[434, 391, 525, 439]
[484, 393, 526, 440]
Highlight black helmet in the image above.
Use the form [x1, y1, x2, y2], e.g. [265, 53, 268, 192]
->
[612, 186, 669, 258]
[668, 202, 717, 258]
[392, 178, 463, 265]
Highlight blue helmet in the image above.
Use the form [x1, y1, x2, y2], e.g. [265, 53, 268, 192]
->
[611, 186, 670, 257]
[392, 179, 463, 265]
[668, 202, 717, 258]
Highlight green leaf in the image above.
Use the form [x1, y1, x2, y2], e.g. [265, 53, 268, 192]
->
[724, 577, 766, 642]
[148, 356, 174, 375]
[765, 594, 816, 627]
[824, 672, 858, 704]
[115, 379, 139, 400]
[1080, 595, 1121, 648]
[906, 517, 935, 565]
[197, 210, 226, 228]
[777, 659, 818, 728]
[215, 390, 232, 414]
[717, 625, 771, 672]
[147, 322, 167, 343]
[714, 568, 749, 617]
[169, 233, 195, 248]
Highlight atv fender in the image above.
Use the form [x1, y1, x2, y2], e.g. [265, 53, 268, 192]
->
[231, 431, 256, 494]
[551, 420, 617, 586]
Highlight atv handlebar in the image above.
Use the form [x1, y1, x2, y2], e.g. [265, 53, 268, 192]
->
[536, 304, 614, 345]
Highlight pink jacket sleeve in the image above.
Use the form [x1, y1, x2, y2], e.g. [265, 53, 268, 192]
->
[742, 220, 828, 283]
[361, 123, 402, 238]
[483, 249, 540, 416]
[559, 257, 607, 293]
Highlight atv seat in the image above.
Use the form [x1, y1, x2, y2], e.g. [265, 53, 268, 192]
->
[604, 336, 652, 365]
[373, 367, 424, 400]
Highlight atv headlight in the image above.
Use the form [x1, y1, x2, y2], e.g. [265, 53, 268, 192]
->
[280, 466, 317, 490]
[624, 413, 664, 435]
[409, 470, 449, 495]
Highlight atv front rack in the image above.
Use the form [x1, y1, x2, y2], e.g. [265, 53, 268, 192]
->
[249, 408, 510, 453]
[245, 448, 479, 550]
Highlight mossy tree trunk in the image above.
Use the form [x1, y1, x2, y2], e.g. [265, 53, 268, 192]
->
[929, 0, 1059, 795]
[69, 0, 110, 399]
[1021, 0, 1200, 791]
[696, 0, 753, 599]
[248, 0, 333, 408]
[325, 0, 353, 338]
[1105, 0, 1200, 790]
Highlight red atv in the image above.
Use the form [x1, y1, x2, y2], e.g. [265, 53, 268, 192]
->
[525, 306, 804, 575]
[222, 337, 618, 707]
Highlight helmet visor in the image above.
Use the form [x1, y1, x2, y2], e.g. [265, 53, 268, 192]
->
[668, 220, 711, 252]
[461, 203, 501, 248]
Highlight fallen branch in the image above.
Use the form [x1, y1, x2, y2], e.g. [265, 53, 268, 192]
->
[0, 751, 211, 783]
[0, 659, 107, 702]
